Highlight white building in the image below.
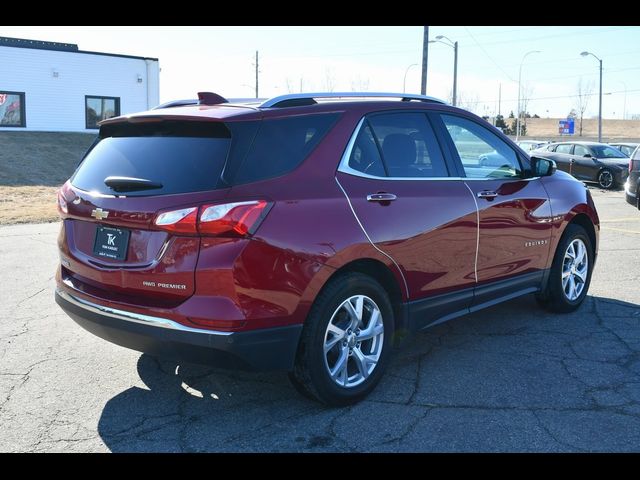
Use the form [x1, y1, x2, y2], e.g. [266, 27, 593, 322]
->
[0, 36, 159, 132]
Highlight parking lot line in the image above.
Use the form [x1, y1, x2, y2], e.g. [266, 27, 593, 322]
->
[600, 226, 640, 235]
[599, 217, 640, 223]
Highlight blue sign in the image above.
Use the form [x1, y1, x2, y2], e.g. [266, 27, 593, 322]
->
[559, 119, 575, 135]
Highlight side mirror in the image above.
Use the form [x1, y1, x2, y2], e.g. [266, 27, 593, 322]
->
[530, 156, 557, 177]
[583, 153, 592, 158]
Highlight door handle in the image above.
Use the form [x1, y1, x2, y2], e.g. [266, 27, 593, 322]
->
[367, 193, 397, 202]
[477, 190, 498, 199]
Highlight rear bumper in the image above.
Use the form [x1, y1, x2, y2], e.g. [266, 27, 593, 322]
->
[55, 288, 302, 371]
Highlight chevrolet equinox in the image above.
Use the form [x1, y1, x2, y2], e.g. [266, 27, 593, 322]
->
[55, 92, 600, 405]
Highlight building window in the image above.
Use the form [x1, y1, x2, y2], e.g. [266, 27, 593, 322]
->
[0, 91, 26, 127]
[85, 96, 120, 129]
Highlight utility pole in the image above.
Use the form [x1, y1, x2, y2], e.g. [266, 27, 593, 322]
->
[255, 50, 259, 99]
[421, 26, 429, 95]
[498, 83, 501, 116]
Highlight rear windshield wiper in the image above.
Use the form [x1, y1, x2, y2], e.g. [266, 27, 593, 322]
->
[104, 176, 163, 192]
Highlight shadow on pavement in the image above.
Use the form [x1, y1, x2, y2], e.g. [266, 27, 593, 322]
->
[97, 294, 640, 452]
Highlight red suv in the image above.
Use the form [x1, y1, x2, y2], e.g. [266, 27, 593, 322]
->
[55, 92, 600, 405]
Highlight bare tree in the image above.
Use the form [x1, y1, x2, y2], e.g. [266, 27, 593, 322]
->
[350, 75, 370, 92]
[284, 77, 295, 94]
[520, 83, 534, 118]
[454, 91, 480, 114]
[322, 68, 336, 92]
[575, 78, 594, 136]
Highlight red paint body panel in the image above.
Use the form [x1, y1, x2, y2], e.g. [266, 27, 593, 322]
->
[56, 99, 600, 350]
[337, 173, 478, 299]
[464, 179, 553, 284]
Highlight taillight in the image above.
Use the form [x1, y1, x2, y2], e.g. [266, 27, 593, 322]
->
[154, 207, 198, 234]
[57, 190, 68, 216]
[631, 159, 640, 173]
[153, 201, 271, 237]
[199, 200, 271, 236]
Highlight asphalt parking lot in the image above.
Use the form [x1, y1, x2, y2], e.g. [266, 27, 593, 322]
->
[1, 188, 639, 452]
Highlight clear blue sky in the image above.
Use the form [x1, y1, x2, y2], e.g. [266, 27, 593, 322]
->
[2, 26, 639, 119]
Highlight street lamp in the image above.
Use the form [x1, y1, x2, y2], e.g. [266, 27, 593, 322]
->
[403, 63, 418, 93]
[429, 35, 458, 106]
[516, 50, 541, 141]
[581, 51, 603, 142]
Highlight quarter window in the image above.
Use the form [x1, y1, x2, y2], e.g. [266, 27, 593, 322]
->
[85, 96, 120, 129]
[0, 91, 25, 127]
[230, 113, 340, 184]
[440, 114, 521, 179]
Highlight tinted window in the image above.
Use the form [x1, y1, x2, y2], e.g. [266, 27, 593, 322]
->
[632, 147, 640, 161]
[441, 114, 521, 179]
[591, 145, 628, 159]
[231, 113, 339, 184]
[574, 145, 590, 157]
[368, 113, 448, 178]
[348, 122, 386, 177]
[555, 144, 573, 154]
[72, 124, 230, 196]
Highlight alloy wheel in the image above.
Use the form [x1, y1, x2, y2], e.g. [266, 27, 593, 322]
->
[562, 238, 589, 301]
[598, 170, 613, 189]
[323, 295, 384, 388]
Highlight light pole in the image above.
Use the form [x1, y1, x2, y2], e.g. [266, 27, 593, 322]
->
[403, 63, 418, 93]
[581, 51, 603, 142]
[429, 35, 458, 106]
[516, 50, 540, 141]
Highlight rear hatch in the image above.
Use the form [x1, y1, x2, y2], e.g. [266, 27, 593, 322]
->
[58, 120, 232, 307]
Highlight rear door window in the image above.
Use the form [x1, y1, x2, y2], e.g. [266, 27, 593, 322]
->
[555, 144, 573, 154]
[367, 112, 449, 178]
[71, 121, 231, 196]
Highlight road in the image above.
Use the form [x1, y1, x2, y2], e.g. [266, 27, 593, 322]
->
[1, 188, 639, 452]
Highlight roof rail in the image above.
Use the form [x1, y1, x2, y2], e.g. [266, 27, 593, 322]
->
[259, 92, 447, 108]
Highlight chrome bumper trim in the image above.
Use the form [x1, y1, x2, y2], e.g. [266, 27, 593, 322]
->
[56, 288, 233, 336]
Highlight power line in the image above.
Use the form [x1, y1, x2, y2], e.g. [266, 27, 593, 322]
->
[474, 88, 640, 105]
[463, 26, 516, 83]
[470, 26, 639, 48]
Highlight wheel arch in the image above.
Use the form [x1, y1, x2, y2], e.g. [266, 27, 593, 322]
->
[568, 212, 597, 257]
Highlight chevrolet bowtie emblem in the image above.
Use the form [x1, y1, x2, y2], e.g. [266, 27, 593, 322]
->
[91, 208, 109, 220]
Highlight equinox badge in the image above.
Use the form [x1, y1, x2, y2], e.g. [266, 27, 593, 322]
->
[91, 208, 110, 220]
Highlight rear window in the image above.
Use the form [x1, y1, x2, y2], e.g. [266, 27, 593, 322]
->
[72, 114, 339, 196]
[72, 121, 231, 196]
[224, 113, 340, 185]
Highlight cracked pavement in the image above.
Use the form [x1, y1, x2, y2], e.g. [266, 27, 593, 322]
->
[1, 188, 639, 452]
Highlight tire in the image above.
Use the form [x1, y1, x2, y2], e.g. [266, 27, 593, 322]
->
[289, 272, 394, 406]
[536, 224, 594, 313]
[597, 168, 615, 189]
